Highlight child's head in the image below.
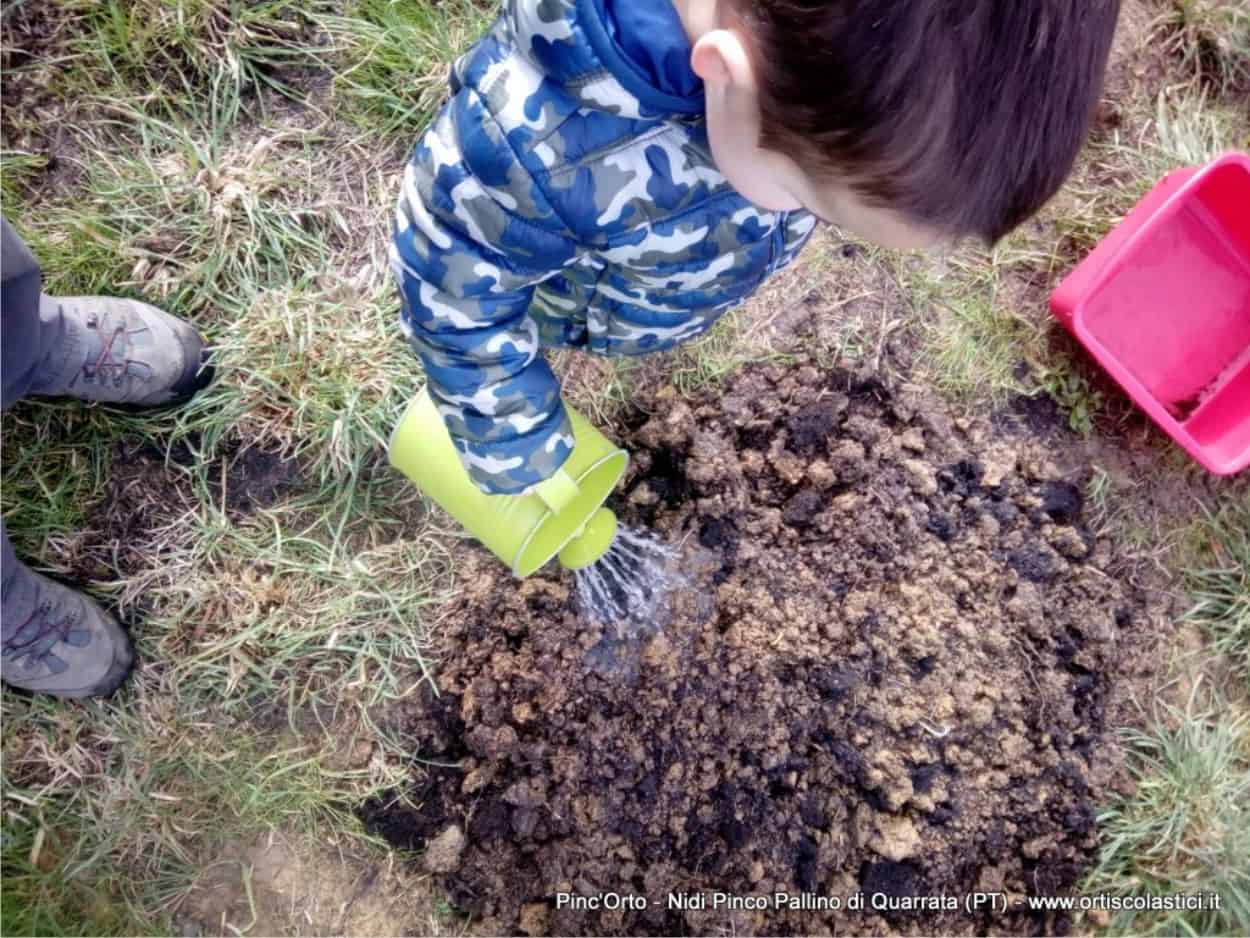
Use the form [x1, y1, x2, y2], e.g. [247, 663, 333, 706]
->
[680, 0, 1121, 248]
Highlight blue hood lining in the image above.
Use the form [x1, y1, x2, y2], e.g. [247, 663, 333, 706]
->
[575, 0, 705, 116]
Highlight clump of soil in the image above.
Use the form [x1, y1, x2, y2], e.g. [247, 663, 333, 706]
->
[365, 360, 1162, 936]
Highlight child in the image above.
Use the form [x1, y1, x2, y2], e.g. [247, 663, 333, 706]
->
[390, 0, 1120, 495]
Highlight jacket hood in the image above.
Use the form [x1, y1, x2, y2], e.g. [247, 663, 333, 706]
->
[501, 0, 705, 121]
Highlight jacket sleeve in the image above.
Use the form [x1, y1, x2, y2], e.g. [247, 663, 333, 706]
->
[391, 86, 579, 495]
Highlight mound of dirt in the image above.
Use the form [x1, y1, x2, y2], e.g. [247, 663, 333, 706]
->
[363, 360, 1162, 936]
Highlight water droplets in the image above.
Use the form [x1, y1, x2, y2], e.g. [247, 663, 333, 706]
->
[573, 524, 682, 630]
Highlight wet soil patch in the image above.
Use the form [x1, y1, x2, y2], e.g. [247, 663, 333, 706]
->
[996, 391, 1064, 437]
[372, 360, 1161, 936]
[201, 442, 302, 515]
[72, 436, 301, 583]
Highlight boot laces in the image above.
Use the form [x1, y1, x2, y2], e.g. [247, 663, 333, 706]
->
[82, 315, 145, 387]
[2, 602, 79, 668]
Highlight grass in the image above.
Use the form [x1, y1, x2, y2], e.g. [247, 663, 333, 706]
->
[2, 0, 1250, 934]
[1081, 498, 1250, 937]
[1, 805, 151, 937]
[1034, 357, 1106, 435]
[669, 307, 795, 396]
[3, 683, 387, 934]
[0, 407, 118, 552]
[183, 276, 423, 483]
[1083, 681, 1250, 936]
[2, 1, 481, 930]
[1156, 0, 1250, 93]
[1183, 504, 1250, 683]
[920, 260, 1032, 405]
[0, 148, 47, 207]
[78, 0, 322, 115]
[314, 0, 492, 136]
[6, 109, 340, 325]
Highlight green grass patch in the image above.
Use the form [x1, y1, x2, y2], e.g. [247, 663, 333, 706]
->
[1085, 682, 1250, 936]
[0, 149, 48, 207]
[917, 257, 1034, 405]
[1183, 503, 1250, 683]
[151, 492, 451, 708]
[1, 807, 154, 938]
[76, 0, 327, 120]
[2, 686, 393, 935]
[1082, 496, 1250, 936]
[2, 4, 469, 926]
[927, 293, 1029, 403]
[316, 0, 492, 136]
[669, 308, 793, 397]
[179, 279, 422, 485]
[7, 112, 335, 322]
[0, 405, 121, 563]
[1034, 357, 1106, 434]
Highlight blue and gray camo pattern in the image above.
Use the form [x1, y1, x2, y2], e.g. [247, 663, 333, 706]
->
[391, 0, 817, 493]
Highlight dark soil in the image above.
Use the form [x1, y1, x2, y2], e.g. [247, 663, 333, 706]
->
[203, 443, 302, 514]
[0, 2, 89, 192]
[71, 436, 300, 584]
[363, 359, 1164, 936]
[997, 392, 1064, 438]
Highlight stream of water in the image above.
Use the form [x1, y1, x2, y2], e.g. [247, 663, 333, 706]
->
[573, 524, 683, 630]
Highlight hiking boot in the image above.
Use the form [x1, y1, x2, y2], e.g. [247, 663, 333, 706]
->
[1, 558, 133, 699]
[28, 295, 213, 407]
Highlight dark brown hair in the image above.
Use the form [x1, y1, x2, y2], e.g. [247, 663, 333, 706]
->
[733, 0, 1121, 243]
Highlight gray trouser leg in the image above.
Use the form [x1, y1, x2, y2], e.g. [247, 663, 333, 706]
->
[0, 515, 47, 651]
[1, 219, 41, 641]
[3, 222, 52, 645]
[0, 518, 21, 644]
[2, 218, 47, 412]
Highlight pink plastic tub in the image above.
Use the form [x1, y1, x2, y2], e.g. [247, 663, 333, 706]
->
[1050, 151, 1250, 475]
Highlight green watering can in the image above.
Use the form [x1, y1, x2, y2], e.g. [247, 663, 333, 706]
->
[388, 389, 627, 577]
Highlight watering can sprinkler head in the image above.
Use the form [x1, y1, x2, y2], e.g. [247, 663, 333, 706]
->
[557, 507, 618, 570]
[529, 475, 618, 570]
[388, 389, 628, 577]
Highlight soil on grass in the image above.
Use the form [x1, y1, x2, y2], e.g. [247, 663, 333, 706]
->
[0, 2, 87, 181]
[69, 435, 301, 585]
[177, 828, 442, 937]
[361, 358, 1167, 936]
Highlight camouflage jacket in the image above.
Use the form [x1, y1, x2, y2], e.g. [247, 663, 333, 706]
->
[391, 0, 816, 494]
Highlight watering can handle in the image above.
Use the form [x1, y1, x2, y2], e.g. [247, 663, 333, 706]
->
[533, 468, 579, 514]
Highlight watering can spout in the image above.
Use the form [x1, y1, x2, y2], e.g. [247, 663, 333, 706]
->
[388, 389, 628, 577]
[558, 508, 618, 570]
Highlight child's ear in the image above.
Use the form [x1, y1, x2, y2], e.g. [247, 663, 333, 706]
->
[690, 29, 757, 92]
